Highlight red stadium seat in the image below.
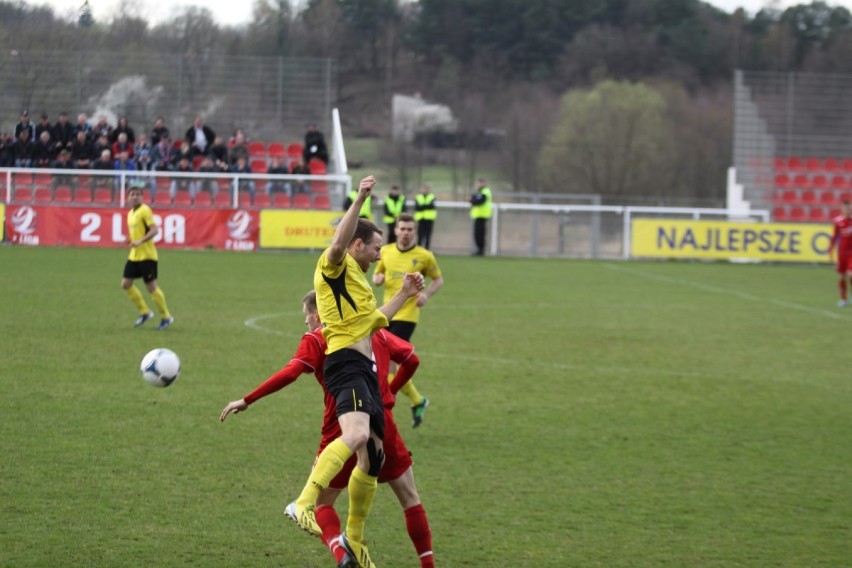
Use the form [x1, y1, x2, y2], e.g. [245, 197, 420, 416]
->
[792, 174, 810, 189]
[287, 143, 303, 158]
[154, 192, 171, 205]
[93, 188, 113, 203]
[820, 190, 838, 206]
[141, 189, 151, 202]
[772, 206, 788, 221]
[774, 173, 791, 188]
[825, 158, 840, 172]
[808, 207, 827, 222]
[314, 194, 331, 209]
[831, 175, 848, 190]
[238, 192, 252, 207]
[250, 159, 267, 173]
[33, 173, 52, 186]
[830, 207, 843, 218]
[14, 187, 32, 202]
[194, 192, 212, 207]
[774, 157, 787, 170]
[13, 172, 32, 187]
[293, 194, 311, 209]
[249, 142, 267, 157]
[843, 159, 852, 173]
[214, 192, 232, 207]
[800, 189, 816, 204]
[173, 190, 192, 206]
[272, 193, 291, 208]
[787, 156, 803, 170]
[54, 186, 72, 202]
[33, 187, 52, 203]
[805, 157, 821, 171]
[254, 193, 271, 208]
[781, 190, 798, 204]
[74, 188, 92, 203]
[789, 206, 806, 222]
[268, 142, 285, 158]
[812, 175, 828, 189]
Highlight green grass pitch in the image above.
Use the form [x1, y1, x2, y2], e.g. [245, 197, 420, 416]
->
[0, 246, 850, 567]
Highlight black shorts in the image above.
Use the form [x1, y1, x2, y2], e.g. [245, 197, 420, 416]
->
[123, 260, 158, 283]
[388, 320, 417, 342]
[323, 348, 385, 440]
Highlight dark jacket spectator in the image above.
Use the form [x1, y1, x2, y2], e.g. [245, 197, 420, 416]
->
[150, 137, 177, 171]
[35, 113, 53, 140]
[52, 113, 75, 149]
[14, 110, 36, 141]
[150, 117, 170, 145]
[11, 129, 36, 167]
[73, 113, 93, 142]
[0, 133, 14, 167]
[110, 116, 136, 144]
[303, 123, 328, 164]
[92, 116, 112, 141]
[69, 131, 95, 168]
[32, 131, 58, 167]
[208, 136, 230, 171]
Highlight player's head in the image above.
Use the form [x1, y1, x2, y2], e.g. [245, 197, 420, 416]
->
[302, 290, 320, 330]
[394, 213, 417, 249]
[127, 181, 146, 206]
[843, 199, 851, 216]
[348, 218, 383, 270]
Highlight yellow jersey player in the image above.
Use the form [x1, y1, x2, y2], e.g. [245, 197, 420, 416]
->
[121, 181, 174, 330]
[287, 175, 424, 568]
[373, 213, 444, 427]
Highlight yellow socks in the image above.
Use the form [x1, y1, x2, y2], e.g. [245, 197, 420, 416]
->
[399, 380, 424, 407]
[296, 439, 353, 507]
[346, 465, 378, 543]
[149, 287, 171, 319]
[125, 286, 149, 314]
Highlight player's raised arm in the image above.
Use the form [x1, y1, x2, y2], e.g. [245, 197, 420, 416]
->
[328, 175, 375, 265]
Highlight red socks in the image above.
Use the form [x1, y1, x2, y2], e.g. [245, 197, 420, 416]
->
[315, 505, 346, 564]
[840, 278, 848, 300]
[404, 504, 434, 567]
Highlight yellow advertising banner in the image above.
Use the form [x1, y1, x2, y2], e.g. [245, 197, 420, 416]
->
[260, 210, 343, 249]
[631, 218, 833, 263]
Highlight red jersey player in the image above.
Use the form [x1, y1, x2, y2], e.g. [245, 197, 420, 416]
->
[220, 291, 435, 568]
[829, 200, 852, 307]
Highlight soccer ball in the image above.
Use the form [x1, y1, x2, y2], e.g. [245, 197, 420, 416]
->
[140, 348, 181, 388]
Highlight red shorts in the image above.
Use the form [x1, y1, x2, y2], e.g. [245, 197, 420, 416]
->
[317, 409, 412, 490]
[837, 254, 852, 274]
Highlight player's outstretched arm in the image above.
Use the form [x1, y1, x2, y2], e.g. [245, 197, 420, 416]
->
[379, 272, 424, 321]
[328, 175, 375, 265]
[416, 275, 444, 307]
[220, 399, 248, 422]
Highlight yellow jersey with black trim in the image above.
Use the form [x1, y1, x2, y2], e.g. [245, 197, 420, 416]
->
[127, 204, 158, 261]
[314, 248, 388, 354]
[375, 244, 441, 323]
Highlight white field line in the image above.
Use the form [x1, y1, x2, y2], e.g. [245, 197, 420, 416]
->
[604, 263, 851, 321]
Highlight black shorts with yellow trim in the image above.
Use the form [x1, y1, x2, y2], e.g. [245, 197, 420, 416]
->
[123, 260, 158, 283]
[324, 348, 385, 440]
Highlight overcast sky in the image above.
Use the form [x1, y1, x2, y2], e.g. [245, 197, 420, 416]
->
[31, 0, 852, 28]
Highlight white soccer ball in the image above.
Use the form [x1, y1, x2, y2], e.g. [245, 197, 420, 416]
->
[140, 348, 181, 388]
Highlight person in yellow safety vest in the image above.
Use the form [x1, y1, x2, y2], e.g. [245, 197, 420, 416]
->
[414, 184, 437, 250]
[382, 185, 406, 244]
[469, 177, 492, 256]
[343, 188, 373, 220]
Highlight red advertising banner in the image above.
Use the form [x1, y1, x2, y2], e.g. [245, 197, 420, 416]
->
[3, 205, 258, 251]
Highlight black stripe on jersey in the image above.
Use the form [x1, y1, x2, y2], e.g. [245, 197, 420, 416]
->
[322, 266, 358, 319]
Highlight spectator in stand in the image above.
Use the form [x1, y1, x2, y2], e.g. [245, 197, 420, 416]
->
[49, 149, 75, 194]
[93, 134, 112, 163]
[92, 115, 112, 141]
[150, 116, 170, 145]
[150, 134, 176, 171]
[134, 134, 152, 171]
[228, 128, 250, 147]
[227, 131, 249, 166]
[112, 132, 134, 160]
[173, 141, 193, 168]
[91, 149, 115, 191]
[70, 130, 95, 168]
[35, 113, 53, 140]
[185, 116, 215, 157]
[32, 130, 58, 167]
[290, 158, 310, 194]
[196, 155, 219, 197]
[11, 128, 36, 167]
[172, 156, 198, 198]
[208, 136, 230, 172]
[14, 110, 36, 140]
[110, 116, 136, 144]
[73, 113, 93, 141]
[265, 155, 290, 195]
[230, 156, 255, 198]
[0, 133, 13, 167]
[52, 112, 75, 150]
[113, 150, 138, 192]
[303, 121, 328, 165]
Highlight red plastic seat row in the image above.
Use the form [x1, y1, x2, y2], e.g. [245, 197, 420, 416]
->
[775, 156, 852, 172]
